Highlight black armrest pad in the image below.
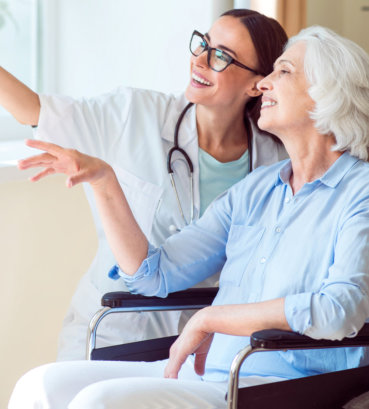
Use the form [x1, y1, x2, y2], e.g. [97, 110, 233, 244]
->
[91, 335, 177, 362]
[251, 324, 369, 349]
[101, 287, 218, 308]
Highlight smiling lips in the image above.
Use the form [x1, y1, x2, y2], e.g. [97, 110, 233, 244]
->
[191, 71, 212, 87]
[261, 98, 277, 109]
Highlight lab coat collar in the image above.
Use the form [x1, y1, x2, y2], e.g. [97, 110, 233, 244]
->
[161, 93, 198, 148]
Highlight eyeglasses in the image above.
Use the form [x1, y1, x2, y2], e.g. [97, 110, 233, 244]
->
[189, 30, 262, 75]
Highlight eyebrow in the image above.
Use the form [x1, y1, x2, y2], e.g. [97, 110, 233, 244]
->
[273, 59, 295, 69]
[205, 33, 238, 58]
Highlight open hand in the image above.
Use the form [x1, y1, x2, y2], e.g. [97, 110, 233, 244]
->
[18, 139, 112, 188]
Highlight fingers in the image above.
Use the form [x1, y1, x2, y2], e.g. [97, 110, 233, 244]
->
[193, 353, 207, 376]
[164, 357, 183, 379]
[18, 153, 56, 170]
[19, 147, 81, 176]
[29, 167, 56, 182]
[25, 139, 65, 156]
[20, 140, 108, 187]
[163, 339, 187, 379]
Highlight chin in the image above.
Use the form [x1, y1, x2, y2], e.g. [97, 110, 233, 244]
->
[185, 86, 202, 105]
[257, 117, 272, 133]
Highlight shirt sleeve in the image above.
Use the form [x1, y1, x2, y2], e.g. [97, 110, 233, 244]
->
[118, 190, 233, 297]
[34, 87, 135, 161]
[285, 204, 369, 340]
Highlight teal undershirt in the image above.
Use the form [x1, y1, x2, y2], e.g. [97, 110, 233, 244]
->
[199, 148, 250, 216]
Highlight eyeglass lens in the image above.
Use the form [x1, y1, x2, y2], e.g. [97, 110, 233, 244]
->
[190, 32, 231, 72]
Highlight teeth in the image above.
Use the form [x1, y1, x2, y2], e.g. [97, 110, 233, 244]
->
[192, 73, 211, 86]
[261, 100, 277, 108]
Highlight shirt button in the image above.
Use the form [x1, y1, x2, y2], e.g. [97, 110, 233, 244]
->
[260, 257, 266, 264]
[275, 227, 281, 233]
[285, 197, 290, 203]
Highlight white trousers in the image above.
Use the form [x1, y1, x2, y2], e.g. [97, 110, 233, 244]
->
[8, 358, 284, 409]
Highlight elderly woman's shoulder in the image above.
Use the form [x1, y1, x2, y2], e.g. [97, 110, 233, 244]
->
[342, 156, 369, 197]
[351, 157, 369, 178]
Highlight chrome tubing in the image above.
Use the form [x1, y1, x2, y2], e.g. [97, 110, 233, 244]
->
[86, 306, 112, 360]
[86, 304, 208, 360]
[227, 346, 268, 409]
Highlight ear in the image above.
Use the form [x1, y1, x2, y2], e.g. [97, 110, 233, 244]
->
[244, 76, 263, 98]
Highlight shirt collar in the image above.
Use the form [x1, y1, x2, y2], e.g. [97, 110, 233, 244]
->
[276, 160, 292, 186]
[319, 152, 360, 187]
[275, 151, 360, 188]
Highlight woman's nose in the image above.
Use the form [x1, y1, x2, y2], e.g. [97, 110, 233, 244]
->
[257, 74, 272, 92]
[192, 49, 208, 68]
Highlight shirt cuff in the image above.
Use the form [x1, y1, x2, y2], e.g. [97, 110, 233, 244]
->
[284, 292, 313, 334]
[108, 243, 159, 284]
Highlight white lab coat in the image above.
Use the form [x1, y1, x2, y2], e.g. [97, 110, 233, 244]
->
[35, 87, 287, 360]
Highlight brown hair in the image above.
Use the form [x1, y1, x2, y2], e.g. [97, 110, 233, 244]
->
[221, 9, 288, 144]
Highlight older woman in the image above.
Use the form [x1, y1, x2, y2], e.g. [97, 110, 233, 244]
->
[10, 26, 369, 409]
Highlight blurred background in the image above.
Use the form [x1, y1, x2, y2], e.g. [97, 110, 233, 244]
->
[0, 0, 368, 406]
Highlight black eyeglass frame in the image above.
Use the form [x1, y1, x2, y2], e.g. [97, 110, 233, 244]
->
[189, 30, 263, 75]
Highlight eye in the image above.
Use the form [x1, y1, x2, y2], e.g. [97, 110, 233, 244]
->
[280, 69, 290, 75]
[214, 49, 230, 63]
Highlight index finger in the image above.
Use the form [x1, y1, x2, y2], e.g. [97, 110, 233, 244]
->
[164, 358, 182, 379]
[25, 139, 66, 156]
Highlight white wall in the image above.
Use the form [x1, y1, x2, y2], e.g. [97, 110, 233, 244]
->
[40, 0, 233, 97]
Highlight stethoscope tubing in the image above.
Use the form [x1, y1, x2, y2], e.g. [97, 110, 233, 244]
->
[167, 102, 195, 226]
[167, 101, 253, 227]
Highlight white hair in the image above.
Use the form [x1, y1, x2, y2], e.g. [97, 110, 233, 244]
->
[287, 26, 369, 160]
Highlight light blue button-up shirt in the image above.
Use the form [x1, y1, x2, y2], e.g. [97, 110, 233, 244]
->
[119, 152, 369, 381]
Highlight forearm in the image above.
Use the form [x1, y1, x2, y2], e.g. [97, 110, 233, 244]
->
[0, 66, 40, 125]
[91, 167, 148, 275]
[197, 298, 291, 337]
[165, 297, 291, 378]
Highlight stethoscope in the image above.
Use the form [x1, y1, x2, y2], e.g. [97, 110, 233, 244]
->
[167, 102, 195, 230]
[167, 101, 253, 232]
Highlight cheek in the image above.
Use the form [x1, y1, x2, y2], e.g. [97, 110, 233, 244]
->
[189, 55, 196, 72]
[217, 73, 245, 96]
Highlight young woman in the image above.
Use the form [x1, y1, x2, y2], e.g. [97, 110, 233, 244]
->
[0, 9, 287, 360]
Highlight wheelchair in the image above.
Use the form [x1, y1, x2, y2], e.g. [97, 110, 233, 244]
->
[86, 288, 369, 409]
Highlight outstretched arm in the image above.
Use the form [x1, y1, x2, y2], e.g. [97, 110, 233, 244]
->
[18, 139, 148, 274]
[0, 66, 40, 125]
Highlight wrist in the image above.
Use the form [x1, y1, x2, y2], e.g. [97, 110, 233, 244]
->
[90, 162, 116, 193]
[193, 306, 214, 334]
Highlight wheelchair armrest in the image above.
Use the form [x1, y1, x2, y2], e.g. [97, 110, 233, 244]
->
[251, 323, 369, 350]
[227, 324, 369, 409]
[101, 287, 218, 308]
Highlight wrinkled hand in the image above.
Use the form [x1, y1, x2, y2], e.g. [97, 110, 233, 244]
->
[164, 309, 214, 379]
[18, 139, 111, 188]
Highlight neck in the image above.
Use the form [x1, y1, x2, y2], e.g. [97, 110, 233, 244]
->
[196, 104, 249, 162]
[282, 130, 342, 194]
